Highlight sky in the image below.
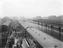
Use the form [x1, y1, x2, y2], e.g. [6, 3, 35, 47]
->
[0, 0, 63, 18]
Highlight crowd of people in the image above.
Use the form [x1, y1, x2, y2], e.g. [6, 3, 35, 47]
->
[0, 19, 42, 48]
[5, 31, 37, 48]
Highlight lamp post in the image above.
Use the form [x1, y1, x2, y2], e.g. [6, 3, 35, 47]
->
[59, 26, 61, 40]
[51, 25, 53, 35]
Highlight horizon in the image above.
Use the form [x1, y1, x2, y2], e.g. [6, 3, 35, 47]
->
[0, 15, 63, 19]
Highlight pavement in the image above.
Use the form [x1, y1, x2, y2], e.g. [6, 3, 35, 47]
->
[19, 21, 63, 48]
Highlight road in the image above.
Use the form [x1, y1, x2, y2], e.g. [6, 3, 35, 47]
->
[32, 21, 63, 41]
[19, 21, 63, 48]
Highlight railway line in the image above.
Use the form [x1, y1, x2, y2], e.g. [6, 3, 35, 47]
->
[0, 20, 43, 48]
[5, 28, 43, 48]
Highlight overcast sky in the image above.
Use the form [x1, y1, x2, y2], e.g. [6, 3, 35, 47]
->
[0, 0, 63, 18]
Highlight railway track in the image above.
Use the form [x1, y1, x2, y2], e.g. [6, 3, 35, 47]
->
[3, 21, 43, 48]
[0, 19, 43, 48]
[5, 30, 43, 48]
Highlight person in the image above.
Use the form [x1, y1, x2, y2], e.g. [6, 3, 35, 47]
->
[5, 37, 14, 48]
[17, 38, 23, 48]
[13, 38, 22, 48]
